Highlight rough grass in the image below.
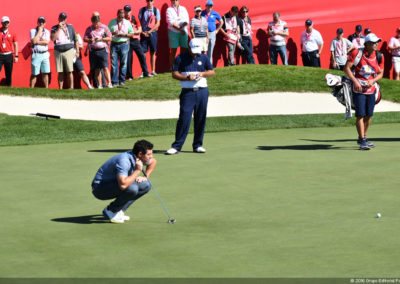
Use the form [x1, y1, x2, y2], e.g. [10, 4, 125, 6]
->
[1, 64, 399, 102]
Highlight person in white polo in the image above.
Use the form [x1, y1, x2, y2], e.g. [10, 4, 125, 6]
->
[388, 27, 400, 81]
[300, 19, 323, 68]
[30, 16, 50, 88]
[166, 0, 190, 69]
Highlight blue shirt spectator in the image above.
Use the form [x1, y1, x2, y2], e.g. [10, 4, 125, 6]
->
[201, 9, 221, 32]
[138, 6, 161, 32]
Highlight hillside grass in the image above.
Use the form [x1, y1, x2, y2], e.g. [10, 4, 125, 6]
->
[1, 64, 399, 102]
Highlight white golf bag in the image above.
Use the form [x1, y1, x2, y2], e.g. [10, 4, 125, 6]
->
[325, 73, 381, 120]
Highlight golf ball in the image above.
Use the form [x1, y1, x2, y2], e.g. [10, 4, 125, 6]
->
[376, 213, 381, 218]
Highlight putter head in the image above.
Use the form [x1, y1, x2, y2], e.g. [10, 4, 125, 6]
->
[168, 219, 176, 224]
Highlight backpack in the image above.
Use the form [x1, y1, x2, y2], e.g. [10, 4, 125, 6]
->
[140, 7, 157, 20]
[353, 49, 382, 67]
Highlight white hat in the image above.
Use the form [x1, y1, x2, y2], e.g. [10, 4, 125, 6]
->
[189, 38, 202, 54]
[365, 33, 382, 43]
[1, 16, 10, 23]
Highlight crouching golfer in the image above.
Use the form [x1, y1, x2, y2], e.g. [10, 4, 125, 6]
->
[166, 38, 215, 155]
[91, 140, 157, 223]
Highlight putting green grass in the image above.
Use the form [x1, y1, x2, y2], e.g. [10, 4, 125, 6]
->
[1, 124, 400, 277]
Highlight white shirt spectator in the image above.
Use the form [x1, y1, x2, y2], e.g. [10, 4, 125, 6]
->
[30, 28, 50, 52]
[300, 29, 323, 52]
[166, 5, 189, 33]
[389, 36, 400, 57]
[330, 37, 352, 65]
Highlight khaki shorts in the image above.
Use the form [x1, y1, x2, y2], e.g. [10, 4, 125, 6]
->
[393, 56, 400, 73]
[197, 37, 208, 53]
[54, 48, 75, 73]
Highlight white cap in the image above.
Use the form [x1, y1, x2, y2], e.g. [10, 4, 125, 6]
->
[1, 16, 10, 23]
[189, 38, 202, 54]
[365, 33, 382, 43]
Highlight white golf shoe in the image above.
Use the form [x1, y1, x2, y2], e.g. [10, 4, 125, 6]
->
[102, 207, 124, 224]
[120, 211, 130, 221]
[193, 146, 206, 153]
[166, 148, 178, 155]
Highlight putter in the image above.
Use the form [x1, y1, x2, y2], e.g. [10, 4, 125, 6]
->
[142, 170, 176, 224]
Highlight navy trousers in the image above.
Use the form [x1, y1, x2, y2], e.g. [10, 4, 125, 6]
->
[127, 39, 149, 79]
[301, 50, 321, 67]
[92, 180, 151, 213]
[172, 87, 209, 151]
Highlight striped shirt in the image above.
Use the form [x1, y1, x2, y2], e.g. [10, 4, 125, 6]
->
[190, 16, 208, 38]
[268, 20, 288, 46]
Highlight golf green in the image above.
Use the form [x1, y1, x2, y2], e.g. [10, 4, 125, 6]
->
[1, 124, 399, 277]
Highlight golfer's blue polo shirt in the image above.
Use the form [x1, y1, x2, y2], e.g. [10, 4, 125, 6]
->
[201, 10, 222, 32]
[172, 52, 213, 89]
[92, 151, 136, 184]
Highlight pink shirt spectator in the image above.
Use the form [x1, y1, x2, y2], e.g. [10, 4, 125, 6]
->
[352, 36, 365, 49]
[84, 23, 112, 49]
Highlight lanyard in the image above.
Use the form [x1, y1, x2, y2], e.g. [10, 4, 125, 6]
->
[1, 30, 9, 43]
[305, 32, 312, 41]
[172, 5, 180, 17]
[336, 39, 345, 56]
[62, 26, 70, 41]
[205, 11, 211, 21]
[146, 9, 153, 19]
[244, 18, 251, 35]
[117, 21, 123, 32]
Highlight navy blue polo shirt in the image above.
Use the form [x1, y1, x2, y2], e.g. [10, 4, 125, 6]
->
[173, 52, 213, 88]
[92, 151, 136, 184]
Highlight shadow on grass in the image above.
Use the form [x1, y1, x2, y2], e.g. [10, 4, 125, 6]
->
[257, 144, 345, 151]
[51, 214, 108, 224]
[301, 138, 400, 143]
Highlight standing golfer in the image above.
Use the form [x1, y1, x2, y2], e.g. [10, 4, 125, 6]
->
[91, 140, 157, 223]
[344, 33, 384, 150]
[166, 38, 215, 155]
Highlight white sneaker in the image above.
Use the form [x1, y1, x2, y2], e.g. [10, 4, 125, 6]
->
[194, 146, 206, 153]
[151, 71, 158, 76]
[102, 207, 124, 223]
[107, 84, 113, 88]
[166, 148, 178, 155]
[88, 85, 94, 89]
[119, 210, 130, 221]
[97, 86, 103, 89]
[139, 73, 144, 78]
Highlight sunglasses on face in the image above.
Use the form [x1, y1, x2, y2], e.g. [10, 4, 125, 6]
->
[3, 21, 10, 24]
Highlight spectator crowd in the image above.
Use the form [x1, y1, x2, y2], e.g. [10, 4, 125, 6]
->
[1, 1, 400, 88]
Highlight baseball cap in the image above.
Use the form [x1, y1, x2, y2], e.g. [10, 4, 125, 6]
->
[189, 38, 202, 54]
[38, 16, 46, 23]
[1, 16, 10, 23]
[364, 33, 382, 43]
[364, 28, 371, 35]
[59, 12, 67, 20]
[206, 0, 213, 5]
[124, 5, 131, 11]
[355, 25, 362, 32]
[195, 6, 202, 12]
[305, 19, 312, 26]
[336, 28, 343, 34]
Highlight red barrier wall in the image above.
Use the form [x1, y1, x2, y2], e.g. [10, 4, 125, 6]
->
[1, 0, 399, 88]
